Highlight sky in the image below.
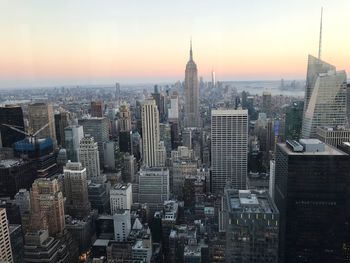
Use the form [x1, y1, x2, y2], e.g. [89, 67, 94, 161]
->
[0, 0, 349, 88]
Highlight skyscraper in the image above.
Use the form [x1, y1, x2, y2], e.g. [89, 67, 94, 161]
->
[224, 189, 279, 263]
[28, 178, 65, 237]
[184, 41, 200, 128]
[301, 55, 347, 138]
[28, 103, 56, 142]
[110, 183, 132, 215]
[0, 208, 13, 263]
[64, 125, 84, 162]
[141, 98, 160, 167]
[54, 110, 70, 147]
[275, 139, 350, 262]
[211, 109, 248, 193]
[79, 136, 101, 181]
[63, 161, 91, 219]
[262, 91, 272, 117]
[78, 117, 109, 167]
[91, 101, 104, 117]
[0, 105, 25, 148]
[285, 101, 304, 140]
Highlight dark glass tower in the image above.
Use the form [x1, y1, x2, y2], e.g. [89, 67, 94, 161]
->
[0, 105, 25, 147]
[284, 101, 304, 140]
[275, 139, 350, 262]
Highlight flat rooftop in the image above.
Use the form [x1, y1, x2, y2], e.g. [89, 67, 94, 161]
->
[226, 189, 278, 214]
[279, 142, 346, 156]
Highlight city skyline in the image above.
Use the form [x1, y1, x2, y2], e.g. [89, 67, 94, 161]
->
[1, 0, 350, 88]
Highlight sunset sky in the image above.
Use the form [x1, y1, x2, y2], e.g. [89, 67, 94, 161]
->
[0, 0, 349, 88]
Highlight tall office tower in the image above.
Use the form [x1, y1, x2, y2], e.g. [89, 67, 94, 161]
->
[316, 126, 350, 148]
[168, 94, 179, 121]
[0, 208, 13, 263]
[275, 139, 350, 262]
[122, 153, 136, 183]
[184, 41, 200, 128]
[79, 136, 101, 181]
[285, 101, 304, 140]
[110, 183, 132, 215]
[29, 178, 65, 237]
[211, 109, 248, 193]
[119, 105, 132, 132]
[28, 103, 56, 142]
[137, 167, 169, 213]
[211, 70, 216, 88]
[91, 101, 104, 117]
[160, 123, 172, 156]
[54, 110, 70, 147]
[64, 125, 84, 162]
[113, 210, 131, 242]
[63, 161, 91, 219]
[116, 82, 121, 103]
[301, 55, 347, 138]
[141, 98, 160, 167]
[0, 105, 25, 148]
[224, 189, 279, 263]
[78, 117, 109, 167]
[119, 105, 132, 153]
[152, 85, 165, 122]
[262, 91, 272, 117]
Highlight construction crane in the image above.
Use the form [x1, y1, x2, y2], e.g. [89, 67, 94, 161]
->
[2, 122, 50, 144]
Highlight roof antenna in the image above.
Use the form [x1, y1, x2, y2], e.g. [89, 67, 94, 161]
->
[318, 7, 323, 60]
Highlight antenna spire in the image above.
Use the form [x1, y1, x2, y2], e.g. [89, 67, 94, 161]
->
[190, 38, 193, 61]
[318, 7, 323, 60]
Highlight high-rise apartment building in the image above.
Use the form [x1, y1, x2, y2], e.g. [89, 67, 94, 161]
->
[110, 183, 132, 215]
[184, 41, 200, 128]
[224, 189, 279, 263]
[79, 136, 101, 181]
[275, 139, 350, 262]
[78, 117, 109, 167]
[28, 103, 56, 142]
[91, 101, 104, 117]
[0, 208, 13, 263]
[64, 125, 84, 162]
[28, 178, 65, 237]
[141, 98, 160, 167]
[211, 109, 248, 193]
[301, 55, 347, 138]
[0, 105, 25, 148]
[63, 161, 91, 219]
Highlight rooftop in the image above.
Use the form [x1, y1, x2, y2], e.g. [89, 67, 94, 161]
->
[0, 159, 24, 168]
[279, 140, 346, 156]
[226, 189, 278, 214]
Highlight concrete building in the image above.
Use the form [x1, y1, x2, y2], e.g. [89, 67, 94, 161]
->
[63, 161, 91, 219]
[137, 167, 169, 213]
[28, 103, 56, 143]
[316, 126, 350, 148]
[0, 208, 13, 263]
[302, 55, 348, 138]
[168, 94, 179, 121]
[103, 141, 116, 171]
[91, 101, 104, 117]
[141, 99, 160, 167]
[121, 153, 136, 183]
[113, 210, 131, 242]
[79, 136, 101, 181]
[27, 178, 65, 237]
[9, 224, 23, 263]
[119, 105, 132, 132]
[211, 109, 248, 192]
[224, 189, 279, 263]
[78, 117, 109, 167]
[110, 183, 132, 215]
[275, 139, 350, 262]
[184, 41, 200, 128]
[64, 125, 84, 162]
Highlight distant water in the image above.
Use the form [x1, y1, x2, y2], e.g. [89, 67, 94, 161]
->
[222, 80, 305, 97]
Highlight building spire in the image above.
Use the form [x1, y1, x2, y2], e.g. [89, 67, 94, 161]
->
[190, 38, 193, 61]
[318, 7, 323, 60]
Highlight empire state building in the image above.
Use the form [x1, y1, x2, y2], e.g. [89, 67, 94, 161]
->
[184, 41, 200, 128]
